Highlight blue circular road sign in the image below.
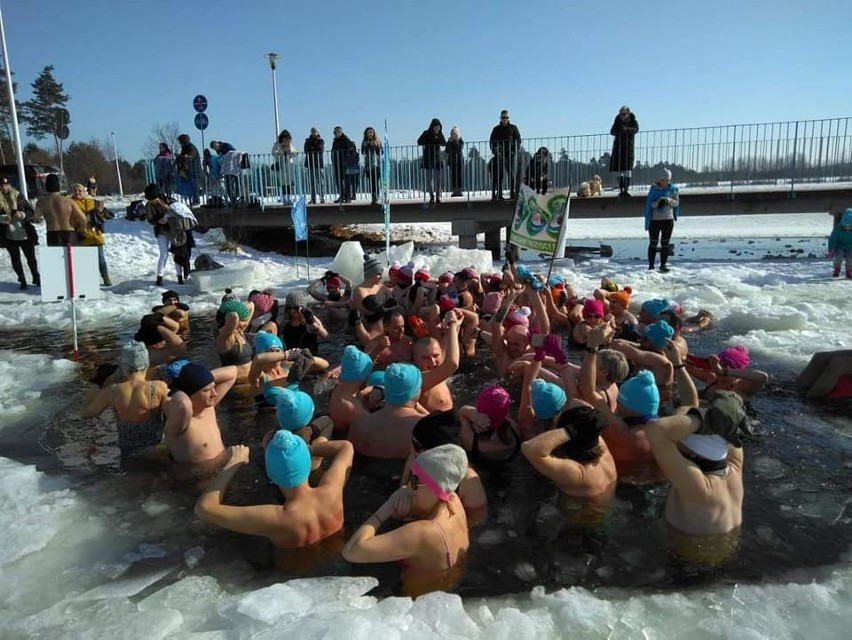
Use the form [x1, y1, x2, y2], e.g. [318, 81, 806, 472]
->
[193, 94, 208, 113]
[194, 113, 209, 131]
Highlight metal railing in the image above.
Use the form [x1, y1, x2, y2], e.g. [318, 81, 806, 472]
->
[145, 117, 852, 207]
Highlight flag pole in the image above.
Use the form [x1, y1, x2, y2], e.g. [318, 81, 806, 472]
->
[383, 119, 391, 264]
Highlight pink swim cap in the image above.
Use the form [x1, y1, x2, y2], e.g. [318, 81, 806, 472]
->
[505, 306, 532, 328]
[583, 299, 605, 318]
[249, 291, 275, 315]
[482, 291, 503, 315]
[476, 384, 511, 427]
[718, 345, 750, 370]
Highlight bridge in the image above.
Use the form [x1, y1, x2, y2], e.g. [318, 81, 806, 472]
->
[145, 116, 852, 254]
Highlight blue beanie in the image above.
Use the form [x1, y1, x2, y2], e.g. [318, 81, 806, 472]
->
[340, 345, 373, 382]
[384, 363, 422, 405]
[617, 370, 660, 417]
[643, 320, 674, 350]
[530, 379, 567, 419]
[841, 208, 852, 226]
[254, 331, 283, 354]
[265, 430, 311, 488]
[367, 370, 386, 388]
[161, 358, 190, 383]
[641, 298, 671, 321]
[276, 386, 315, 431]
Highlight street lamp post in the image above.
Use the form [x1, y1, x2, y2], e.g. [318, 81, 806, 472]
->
[110, 131, 124, 197]
[0, 4, 28, 199]
[264, 52, 281, 139]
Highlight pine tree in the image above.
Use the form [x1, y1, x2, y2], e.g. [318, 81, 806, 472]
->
[20, 65, 70, 159]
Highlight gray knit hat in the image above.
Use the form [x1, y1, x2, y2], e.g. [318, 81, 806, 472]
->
[285, 290, 309, 308]
[658, 167, 672, 181]
[120, 340, 150, 372]
[363, 253, 383, 280]
[411, 443, 468, 501]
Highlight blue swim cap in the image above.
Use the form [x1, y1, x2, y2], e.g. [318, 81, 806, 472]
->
[530, 379, 567, 419]
[254, 331, 283, 354]
[265, 430, 311, 488]
[642, 320, 674, 350]
[366, 370, 386, 388]
[641, 298, 671, 321]
[340, 344, 373, 382]
[617, 370, 660, 417]
[384, 363, 422, 405]
[276, 386, 315, 431]
[161, 358, 190, 383]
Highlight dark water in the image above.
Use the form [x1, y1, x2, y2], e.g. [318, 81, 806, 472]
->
[0, 312, 850, 600]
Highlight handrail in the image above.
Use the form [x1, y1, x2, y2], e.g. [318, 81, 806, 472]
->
[144, 116, 852, 206]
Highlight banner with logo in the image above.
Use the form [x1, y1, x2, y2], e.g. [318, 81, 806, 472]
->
[508, 184, 570, 255]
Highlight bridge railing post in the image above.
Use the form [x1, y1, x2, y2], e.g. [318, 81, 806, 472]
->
[790, 121, 799, 195]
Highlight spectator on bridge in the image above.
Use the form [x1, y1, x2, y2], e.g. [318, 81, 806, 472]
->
[609, 106, 639, 197]
[202, 148, 225, 208]
[525, 147, 550, 195]
[304, 127, 326, 204]
[645, 168, 679, 272]
[272, 130, 298, 204]
[176, 134, 202, 206]
[362, 127, 383, 205]
[331, 126, 355, 204]
[446, 126, 464, 197]
[828, 208, 852, 279]
[154, 143, 175, 196]
[212, 141, 243, 206]
[417, 118, 446, 206]
[344, 139, 361, 204]
[490, 110, 522, 200]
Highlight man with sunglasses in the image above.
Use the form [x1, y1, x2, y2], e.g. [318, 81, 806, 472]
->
[489, 110, 522, 200]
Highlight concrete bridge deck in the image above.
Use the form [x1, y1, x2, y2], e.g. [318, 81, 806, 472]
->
[193, 185, 852, 253]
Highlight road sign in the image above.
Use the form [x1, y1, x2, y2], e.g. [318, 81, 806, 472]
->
[194, 113, 209, 131]
[57, 125, 70, 140]
[193, 95, 208, 113]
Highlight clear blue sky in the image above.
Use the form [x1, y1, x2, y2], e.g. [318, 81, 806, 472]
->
[5, 0, 851, 162]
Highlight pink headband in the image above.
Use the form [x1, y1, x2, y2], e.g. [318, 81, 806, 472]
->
[411, 460, 451, 502]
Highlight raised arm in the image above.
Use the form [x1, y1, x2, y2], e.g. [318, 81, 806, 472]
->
[421, 311, 461, 392]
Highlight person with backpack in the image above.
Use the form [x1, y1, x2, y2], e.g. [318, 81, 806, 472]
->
[143, 184, 198, 286]
[154, 143, 175, 196]
[176, 134, 202, 205]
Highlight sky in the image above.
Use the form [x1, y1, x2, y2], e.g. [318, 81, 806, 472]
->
[4, 0, 851, 163]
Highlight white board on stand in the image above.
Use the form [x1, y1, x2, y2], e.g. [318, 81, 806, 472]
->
[38, 246, 101, 302]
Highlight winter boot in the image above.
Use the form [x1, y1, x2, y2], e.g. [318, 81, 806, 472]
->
[648, 244, 658, 270]
[622, 176, 632, 197]
[833, 267, 841, 278]
[155, 276, 163, 286]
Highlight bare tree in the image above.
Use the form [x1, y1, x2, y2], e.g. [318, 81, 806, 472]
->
[143, 121, 181, 159]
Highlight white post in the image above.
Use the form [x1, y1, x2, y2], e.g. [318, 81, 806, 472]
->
[265, 53, 281, 139]
[0, 4, 27, 199]
[111, 131, 124, 197]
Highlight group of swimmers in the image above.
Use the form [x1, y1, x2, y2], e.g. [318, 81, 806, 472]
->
[79, 250, 779, 596]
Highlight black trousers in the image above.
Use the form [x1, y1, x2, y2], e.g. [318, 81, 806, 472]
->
[449, 161, 463, 193]
[5, 241, 39, 284]
[648, 218, 674, 268]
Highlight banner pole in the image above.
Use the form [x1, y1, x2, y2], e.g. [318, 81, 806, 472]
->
[65, 244, 79, 361]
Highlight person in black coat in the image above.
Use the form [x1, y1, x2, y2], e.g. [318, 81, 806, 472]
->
[0, 177, 40, 290]
[445, 126, 465, 197]
[304, 127, 326, 204]
[331, 126, 354, 203]
[417, 118, 446, 205]
[525, 147, 550, 195]
[489, 110, 522, 200]
[609, 106, 639, 197]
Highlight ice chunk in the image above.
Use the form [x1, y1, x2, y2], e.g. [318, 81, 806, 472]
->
[752, 456, 788, 480]
[476, 529, 506, 545]
[513, 562, 538, 582]
[328, 240, 368, 284]
[137, 543, 167, 559]
[76, 567, 175, 601]
[141, 495, 173, 517]
[409, 591, 480, 637]
[184, 545, 205, 569]
[138, 575, 224, 633]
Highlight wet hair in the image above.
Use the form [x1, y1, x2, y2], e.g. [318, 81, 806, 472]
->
[383, 308, 405, 326]
[45, 174, 61, 193]
[598, 349, 629, 384]
[659, 310, 683, 332]
[553, 406, 605, 463]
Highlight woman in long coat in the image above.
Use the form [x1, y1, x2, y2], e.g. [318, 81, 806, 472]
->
[609, 106, 639, 197]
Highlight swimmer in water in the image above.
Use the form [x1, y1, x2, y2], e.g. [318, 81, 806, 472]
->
[343, 444, 470, 598]
[163, 363, 238, 488]
[194, 431, 353, 549]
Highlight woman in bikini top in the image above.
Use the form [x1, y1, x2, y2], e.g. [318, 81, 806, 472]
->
[342, 444, 470, 596]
